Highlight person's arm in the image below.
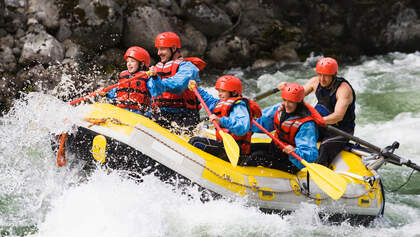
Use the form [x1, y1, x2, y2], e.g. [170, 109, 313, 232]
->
[323, 82, 353, 124]
[197, 87, 219, 111]
[303, 76, 318, 96]
[147, 61, 199, 97]
[288, 121, 319, 170]
[106, 87, 117, 99]
[251, 103, 281, 133]
[219, 101, 250, 136]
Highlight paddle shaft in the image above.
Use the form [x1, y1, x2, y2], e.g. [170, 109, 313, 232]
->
[253, 88, 279, 101]
[69, 72, 148, 105]
[192, 86, 240, 167]
[327, 125, 420, 171]
[254, 87, 420, 171]
[192, 87, 223, 131]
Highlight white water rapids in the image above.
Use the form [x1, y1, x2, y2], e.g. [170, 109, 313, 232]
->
[0, 52, 419, 237]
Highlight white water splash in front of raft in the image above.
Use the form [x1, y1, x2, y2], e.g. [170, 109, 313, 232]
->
[0, 92, 82, 230]
[1, 53, 420, 236]
[30, 168, 420, 237]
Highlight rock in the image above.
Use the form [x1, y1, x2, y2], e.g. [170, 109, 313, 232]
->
[184, 3, 232, 37]
[158, 0, 172, 8]
[97, 48, 124, 68]
[225, 0, 241, 18]
[0, 45, 17, 73]
[56, 19, 72, 42]
[0, 28, 6, 38]
[178, 23, 207, 57]
[15, 64, 46, 89]
[0, 0, 4, 24]
[63, 39, 83, 60]
[384, 8, 420, 51]
[27, 0, 60, 29]
[19, 30, 65, 65]
[207, 35, 250, 67]
[67, 0, 124, 49]
[123, 6, 173, 51]
[0, 34, 14, 48]
[251, 59, 277, 70]
[4, 0, 24, 8]
[273, 43, 299, 62]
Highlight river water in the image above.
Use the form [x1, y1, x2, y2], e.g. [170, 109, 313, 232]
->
[0, 52, 419, 237]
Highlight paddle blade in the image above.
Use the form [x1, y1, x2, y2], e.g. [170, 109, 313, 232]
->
[218, 130, 240, 167]
[301, 160, 347, 200]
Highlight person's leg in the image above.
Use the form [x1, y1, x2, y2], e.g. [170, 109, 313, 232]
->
[316, 135, 349, 167]
[249, 142, 300, 174]
[268, 142, 300, 174]
[188, 136, 228, 161]
[247, 143, 274, 167]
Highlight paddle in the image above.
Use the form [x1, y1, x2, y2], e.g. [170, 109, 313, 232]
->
[326, 125, 420, 171]
[253, 88, 279, 101]
[253, 87, 420, 171]
[251, 120, 347, 200]
[191, 86, 240, 167]
[57, 71, 151, 166]
[70, 72, 151, 105]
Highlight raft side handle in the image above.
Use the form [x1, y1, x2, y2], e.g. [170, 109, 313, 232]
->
[258, 187, 275, 201]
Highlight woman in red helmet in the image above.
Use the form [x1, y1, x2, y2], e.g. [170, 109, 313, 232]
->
[251, 83, 323, 174]
[147, 32, 205, 132]
[101, 46, 151, 115]
[188, 76, 261, 163]
[278, 57, 356, 168]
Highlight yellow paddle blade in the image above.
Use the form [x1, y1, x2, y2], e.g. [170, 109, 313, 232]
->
[300, 160, 347, 200]
[218, 130, 240, 167]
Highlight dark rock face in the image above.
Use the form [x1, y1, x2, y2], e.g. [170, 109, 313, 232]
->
[1, 0, 420, 113]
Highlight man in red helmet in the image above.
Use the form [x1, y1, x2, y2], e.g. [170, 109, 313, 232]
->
[99, 46, 151, 115]
[147, 32, 203, 133]
[278, 57, 356, 168]
[251, 83, 322, 174]
[187, 76, 261, 163]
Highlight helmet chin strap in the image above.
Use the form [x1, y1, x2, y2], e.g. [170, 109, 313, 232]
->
[169, 47, 178, 61]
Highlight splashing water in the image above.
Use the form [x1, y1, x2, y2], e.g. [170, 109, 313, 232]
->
[1, 53, 420, 236]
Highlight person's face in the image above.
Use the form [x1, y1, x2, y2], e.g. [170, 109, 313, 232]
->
[126, 57, 141, 74]
[282, 98, 298, 113]
[157, 46, 176, 63]
[218, 89, 231, 100]
[317, 73, 334, 88]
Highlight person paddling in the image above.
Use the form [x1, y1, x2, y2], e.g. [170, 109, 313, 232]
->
[147, 32, 204, 134]
[99, 46, 151, 115]
[188, 75, 261, 164]
[278, 57, 356, 168]
[251, 83, 324, 174]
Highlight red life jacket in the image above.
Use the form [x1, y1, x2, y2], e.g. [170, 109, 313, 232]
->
[273, 103, 323, 146]
[152, 57, 205, 110]
[116, 70, 150, 112]
[213, 97, 262, 155]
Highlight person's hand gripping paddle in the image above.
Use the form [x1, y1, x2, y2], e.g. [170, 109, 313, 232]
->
[252, 120, 347, 200]
[191, 85, 240, 167]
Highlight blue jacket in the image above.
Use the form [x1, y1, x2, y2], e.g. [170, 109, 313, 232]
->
[198, 88, 250, 136]
[252, 103, 319, 170]
[147, 61, 200, 113]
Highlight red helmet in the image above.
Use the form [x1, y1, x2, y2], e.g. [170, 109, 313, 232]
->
[155, 32, 181, 48]
[124, 46, 150, 67]
[281, 83, 304, 102]
[215, 75, 242, 95]
[315, 57, 338, 75]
